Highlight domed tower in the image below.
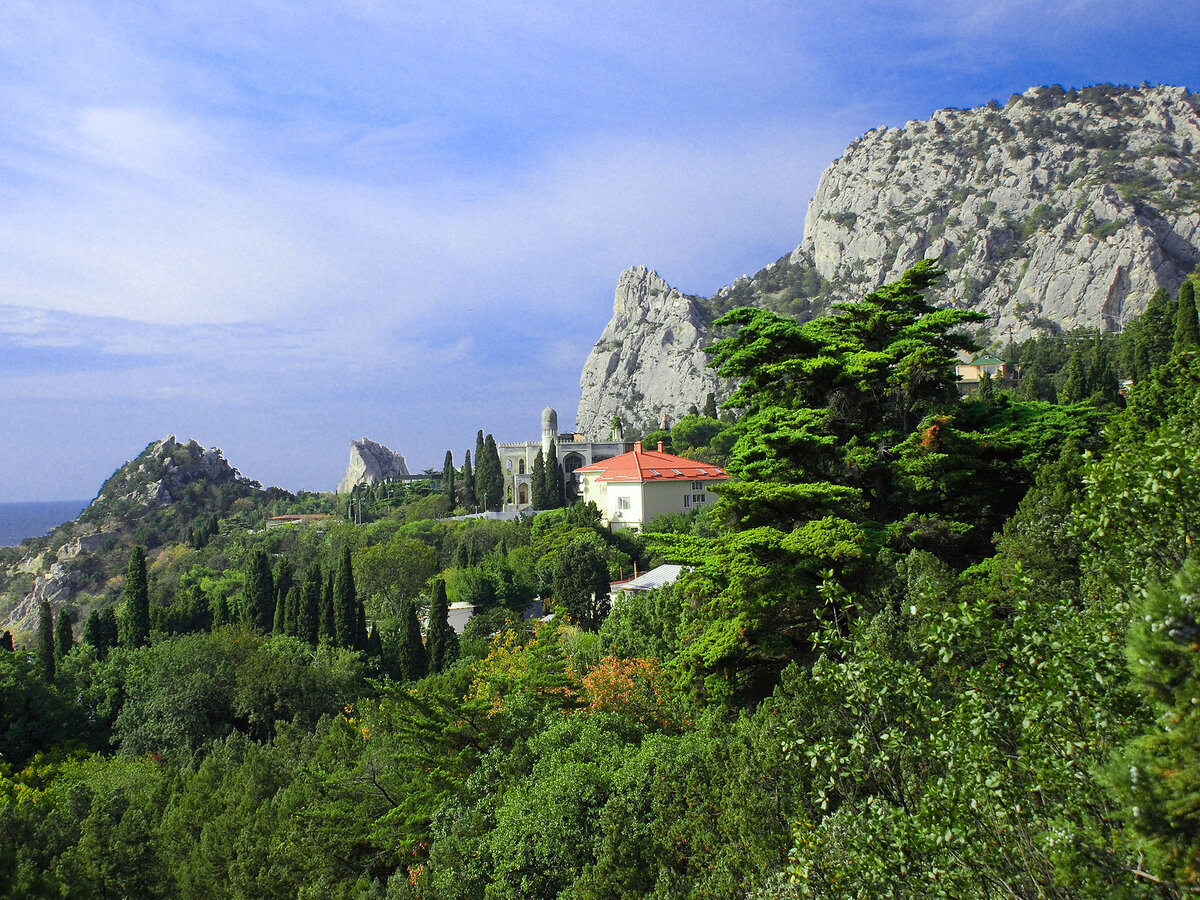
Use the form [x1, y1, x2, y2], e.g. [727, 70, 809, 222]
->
[541, 406, 558, 457]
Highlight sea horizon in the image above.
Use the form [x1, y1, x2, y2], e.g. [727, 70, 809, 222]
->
[0, 500, 88, 549]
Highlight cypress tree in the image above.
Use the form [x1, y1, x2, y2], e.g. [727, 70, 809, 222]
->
[0, 630, 12, 652]
[395, 598, 428, 682]
[462, 449, 476, 509]
[300, 562, 321, 645]
[320, 570, 336, 644]
[274, 560, 294, 634]
[333, 546, 357, 649]
[122, 546, 150, 649]
[355, 594, 369, 652]
[532, 449, 548, 509]
[473, 430, 486, 509]
[1090, 335, 1120, 406]
[366, 623, 383, 672]
[442, 450, 455, 500]
[426, 578, 458, 674]
[1060, 350, 1089, 404]
[478, 434, 503, 511]
[37, 599, 55, 682]
[54, 609, 73, 660]
[975, 371, 995, 402]
[1175, 279, 1200, 351]
[281, 588, 298, 638]
[245, 548, 275, 631]
[543, 439, 564, 508]
[702, 392, 718, 419]
[213, 594, 229, 629]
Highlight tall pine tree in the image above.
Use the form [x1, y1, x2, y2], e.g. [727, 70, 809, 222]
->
[395, 598, 429, 682]
[480, 434, 504, 511]
[245, 548, 275, 631]
[543, 439, 564, 508]
[1175, 278, 1200, 351]
[462, 449, 476, 509]
[54, 609, 73, 660]
[532, 449, 548, 509]
[473, 430, 486, 509]
[0, 630, 12, 652]
[333, 546, 358, 649]
[320, 570, 336, 644]
[1060, 349, 1089, 404]
[425, 578, 458, 674]
[122, 546, 150, 649]
[300, 562, 321, 645]
[37, 599, 55, 682]
[442, 450, 455, 500]
[273, 560, 294, 634]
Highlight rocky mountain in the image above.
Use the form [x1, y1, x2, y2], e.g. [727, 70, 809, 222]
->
[577, 83, 1200, 434]
[0, 436, 267, 637]
[576, 267, 732, 439]
[336, 438, 409, 494]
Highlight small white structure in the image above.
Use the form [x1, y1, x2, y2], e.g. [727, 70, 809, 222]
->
[576, 441, 729, 531]
[609, 564, 686, 605]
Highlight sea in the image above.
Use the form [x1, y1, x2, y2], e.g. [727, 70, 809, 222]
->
[0, 501, 88, 549]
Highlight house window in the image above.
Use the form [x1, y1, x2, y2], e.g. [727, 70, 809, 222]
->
[617, 496, 631, 510]
[683, 494, 691, 508]
[693, 494, 706, 504]
[691, 480, 703, 490]
[519, 459, 526, 474]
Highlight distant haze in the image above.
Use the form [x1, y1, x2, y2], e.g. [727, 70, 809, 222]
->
[3, 2, 1200, 500]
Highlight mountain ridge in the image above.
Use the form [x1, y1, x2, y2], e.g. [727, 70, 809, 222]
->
[577, 83, 1200, 434]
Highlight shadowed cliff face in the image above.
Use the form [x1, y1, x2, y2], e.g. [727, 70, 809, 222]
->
[577, 84, 1200, 434]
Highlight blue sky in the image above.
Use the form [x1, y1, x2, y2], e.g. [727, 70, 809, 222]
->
[3, 0, 1200, 501]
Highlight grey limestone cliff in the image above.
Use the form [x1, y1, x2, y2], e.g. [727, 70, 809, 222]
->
[796, 83, 1200, 335]
[337, 438, 410, 494]
[577, 84, 1200, 432]
[575, 266, 730, 439]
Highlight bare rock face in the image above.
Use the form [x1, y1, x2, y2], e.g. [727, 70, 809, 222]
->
[576, 85, 1200, 428]
[576, 266, 730, 438]
[795, 83, 1200, 337]
[337, 439, 410, 494]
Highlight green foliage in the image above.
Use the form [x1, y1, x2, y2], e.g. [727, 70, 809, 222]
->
[333, 545, 357, 649]
[551, 536, 611, 630]
[531, 448, 548, 509]
[395, 598, 428, 682]
[54, 609, 73, 661]
[426, 578, 458, 675]
[1176, 279, 1200, 352]
[1102, 560, 1200, 886]
[121, 546, 150, 649]
[244, 547, 274, 631]
[83, 607, 118, 657]
[37, 599, 55, 683]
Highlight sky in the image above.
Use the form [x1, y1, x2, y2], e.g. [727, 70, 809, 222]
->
[3, 0, 1200, 501]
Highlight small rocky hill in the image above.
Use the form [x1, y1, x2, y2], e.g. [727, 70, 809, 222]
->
[0, 436, 269, 637]
[336, 438, 409, 494]
[577, 83, 1200, 435]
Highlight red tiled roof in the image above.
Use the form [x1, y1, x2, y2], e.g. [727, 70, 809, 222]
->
[576, 442, 729, 483]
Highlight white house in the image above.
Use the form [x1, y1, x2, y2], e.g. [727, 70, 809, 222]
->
[575, 441, 729, 531]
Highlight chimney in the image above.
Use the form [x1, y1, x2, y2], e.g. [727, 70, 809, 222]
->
[634, 440, 642, 453]
[657, 441, 664, 453]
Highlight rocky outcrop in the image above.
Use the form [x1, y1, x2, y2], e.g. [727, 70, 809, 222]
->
[577, 85, 1200, 428]
[576, 266, 731, 438]
[795, 83, 1200, 336]
[2, 435, 262, 637]
[337, 439, 410, 494]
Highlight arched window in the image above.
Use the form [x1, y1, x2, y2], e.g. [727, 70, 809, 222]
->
[507, 485, 513, 503]
[519, 458, 526, 474]
[506, 459, 512, 471]
[518, 483, 529, 504]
